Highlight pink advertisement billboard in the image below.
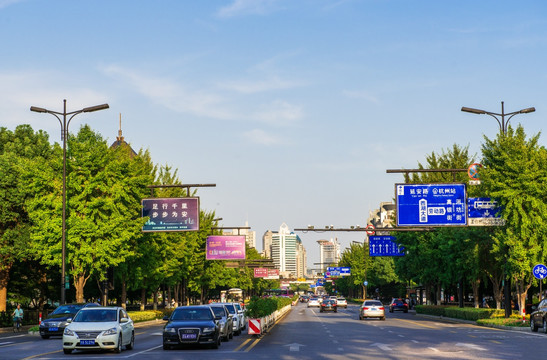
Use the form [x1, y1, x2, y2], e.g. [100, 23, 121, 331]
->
[206, 235, 246, 260]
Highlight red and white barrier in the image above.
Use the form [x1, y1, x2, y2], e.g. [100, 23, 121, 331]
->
[248, 318, 261, 335]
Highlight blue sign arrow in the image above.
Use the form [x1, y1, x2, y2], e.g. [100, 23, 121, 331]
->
[369, 236, 405, 257]
[533, 264, 547, 280]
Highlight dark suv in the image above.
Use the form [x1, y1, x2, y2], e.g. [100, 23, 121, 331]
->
[389, 298, 409, 313]
[320, 299, 337, 313]
[530, 299, 547, 332]
[39, 303, 99, 339]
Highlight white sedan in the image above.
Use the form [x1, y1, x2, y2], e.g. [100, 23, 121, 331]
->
[62, 306, 134, 354]
[308, 298, 321, 307]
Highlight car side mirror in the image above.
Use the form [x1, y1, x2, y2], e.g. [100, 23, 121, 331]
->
[531, 306, 537, 311]
[67, 318, 72, 323]
[162, 316, 169, 321]
[215, 315, 222, 321]
[120, 318, 129, 323]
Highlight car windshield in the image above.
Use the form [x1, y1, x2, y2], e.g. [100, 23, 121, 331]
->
[73, 309, 117, 322]
[393, 300, 405, 304]
[51, 304, 84, 315]
[364, 301, 382, 306]
[223, 305, 236, 314]
[172, 308, 213, 321]
[210, 307, 226, 317]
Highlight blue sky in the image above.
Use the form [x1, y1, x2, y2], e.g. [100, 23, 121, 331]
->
[2, 0, 547, 267]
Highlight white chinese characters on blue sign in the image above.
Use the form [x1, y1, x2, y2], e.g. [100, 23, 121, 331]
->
[396, 183, 467, 226]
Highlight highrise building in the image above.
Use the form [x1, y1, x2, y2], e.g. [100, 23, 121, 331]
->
[317, 238, 340, 272]
[268, 223, 306, 278]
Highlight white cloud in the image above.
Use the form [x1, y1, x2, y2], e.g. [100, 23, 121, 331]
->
[101, 65, 236, 120]
[252, 100, 303, 126]
[0, 0, 25, 10]
[342, 89, 379, 104]
[242, 128, 281, 145]
[218, 75, 301, 94]
[216, 0, 281, 18]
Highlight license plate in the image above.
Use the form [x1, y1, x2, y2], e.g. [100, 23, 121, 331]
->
[371, 308, 377, 311]
[49, 327, 58, 332]
[80, 340, 95, 346]
[181, 334, 197, 340]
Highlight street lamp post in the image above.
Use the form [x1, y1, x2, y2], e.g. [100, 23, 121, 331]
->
[461, 101, 535, 318]
[461, 101, 535, 135]
[30, 100, 109, 304]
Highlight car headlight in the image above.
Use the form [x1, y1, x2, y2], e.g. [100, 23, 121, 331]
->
[64, 328, 75, 336]
[202, 327, 215, 333]
[103, 327, 118, 336]
[164, 327, 176, 333]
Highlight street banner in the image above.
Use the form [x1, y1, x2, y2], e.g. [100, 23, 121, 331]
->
[142, 197, 199, 232]
[206, 235, 246, 260]
[254, 268, 268, 278]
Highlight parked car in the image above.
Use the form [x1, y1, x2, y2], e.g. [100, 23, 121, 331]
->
[215, 303, 241, 335]
[233, 302, 246, 331]
[209, 304, 233, 341]
[359, 299, 385, 320]
[163, 305, 221, 350]
[320, 299, 337, 313]
[530, 299, 547, 332]
[336, 298, 348, 308]
[308, 297, 321, 307]
[389, 298, 409, 313]
[39, 303, 99, 339]
[62, 306, 134, 354]
[300, 295, 310, 303]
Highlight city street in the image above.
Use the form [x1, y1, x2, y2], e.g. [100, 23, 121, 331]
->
[1, 302, 546, 360]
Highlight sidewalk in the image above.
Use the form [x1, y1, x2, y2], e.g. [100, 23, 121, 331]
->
[414, 312, 530, 332]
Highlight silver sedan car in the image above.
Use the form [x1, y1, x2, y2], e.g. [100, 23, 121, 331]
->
[359, 300, 385, 320]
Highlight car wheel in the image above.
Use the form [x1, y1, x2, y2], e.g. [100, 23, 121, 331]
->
[115, 335, 122, 353]
[531, 318, 539, 332]
[229, 329, 234, 339]
[126, 332, 134, 350]
[163, 343, 171, 350]
[211, 335, 220, 349]
[41, 335, 50, 339]
[389, 309, 393, 313]
[404, 310, 408, 313]
[359, 315, 363, 320]
[63, 349, 72, 354]
[334, 309, 337, 313]
[381, 317, 386, 321]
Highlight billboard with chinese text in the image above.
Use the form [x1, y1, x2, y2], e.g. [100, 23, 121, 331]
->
[142, 197, 199, 232]
[206, 235, 246, 260]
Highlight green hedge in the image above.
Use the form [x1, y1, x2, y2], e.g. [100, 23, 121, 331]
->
[415, 305, 520, 321]
[245, 297, 293, 319]
[127, 310, 165, 323]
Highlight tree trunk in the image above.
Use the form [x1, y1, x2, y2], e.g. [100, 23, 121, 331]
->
[74, 273, 88, 303]
[120, 275, 127, 309]
[173, 283, 179, 307]
[153, 288, 158, 311]
[515, 277, 532, 316]
[471, 278, 481, 308]
[140, 288, 146, 311]
[487, 272, 503, 309]
[436, 282, 442, 305]
[0, 267, 9, 312]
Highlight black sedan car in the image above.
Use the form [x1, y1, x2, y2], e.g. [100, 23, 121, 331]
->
[39, 303, 99, 339]
[389, 298, 409, 313]
[320, 299, 337, 313]
[163, 306, 222, 350]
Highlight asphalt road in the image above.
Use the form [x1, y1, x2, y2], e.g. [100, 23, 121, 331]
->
[1, 302, 546, 360]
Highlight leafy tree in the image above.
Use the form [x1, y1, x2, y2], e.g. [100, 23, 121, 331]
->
[480, 126, 547, 315]
[0, 125, 53, 311]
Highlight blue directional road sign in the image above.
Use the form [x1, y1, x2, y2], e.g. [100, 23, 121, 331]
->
[326, 267, 351, 276]
[396, 183, 467, 226]
[533, 264, 547, 280]
[467, 197, 505, 226]
[369, 236, 405, 257]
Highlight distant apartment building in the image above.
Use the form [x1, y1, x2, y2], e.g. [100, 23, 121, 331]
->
[265, 223, 307, 278]
[317, 238, 341, 272]
[222, 221, 256, 249]
[367, 201, 396, 237]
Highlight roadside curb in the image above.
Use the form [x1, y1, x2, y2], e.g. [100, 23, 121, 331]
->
[415, 313, 530, 332]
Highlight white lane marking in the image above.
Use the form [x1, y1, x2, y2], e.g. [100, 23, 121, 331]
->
[411, 340, 419, 343]
[127, 344, 163, 358]
[338, 347, 344, 351]
[456, 343, 487, 351]
[398, 334, 404, 337]
[429, 347, 439, 352]
[333, 340, 339, 343]
[371, 343, 392, 351]
[0, 342, 14, 346]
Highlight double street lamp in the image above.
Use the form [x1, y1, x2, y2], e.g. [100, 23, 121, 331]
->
[461, 101, 535, 135]
[30, 100, 109, 304]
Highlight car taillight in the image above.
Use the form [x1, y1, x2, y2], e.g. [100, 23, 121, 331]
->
[362, 307, 369, 310]
[404, 304, 408, 307]
[379, 307, 384, 310]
